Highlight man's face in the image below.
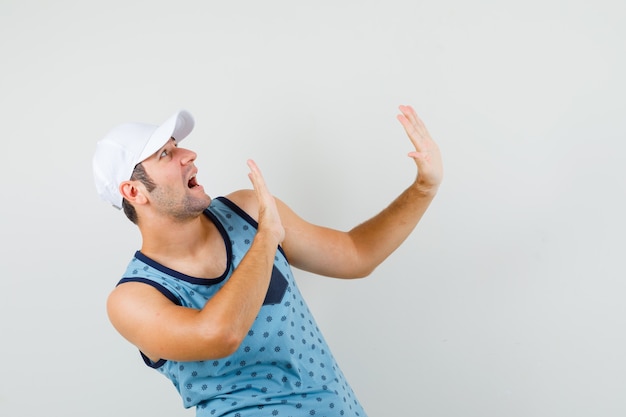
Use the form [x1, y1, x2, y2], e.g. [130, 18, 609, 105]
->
[140, 138, 211, 220]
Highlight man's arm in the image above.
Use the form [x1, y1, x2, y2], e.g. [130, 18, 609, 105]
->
[278, 104, 443, 278]
[106, 160, 285, 362]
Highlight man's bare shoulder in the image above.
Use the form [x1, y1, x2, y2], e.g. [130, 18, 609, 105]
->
[106, 281, 177, 344]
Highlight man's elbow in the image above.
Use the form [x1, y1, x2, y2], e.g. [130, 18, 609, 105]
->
[204, 323, 248, 358]
[343, 262, 377, 279]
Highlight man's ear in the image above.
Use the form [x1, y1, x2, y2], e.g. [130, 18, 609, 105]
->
[119, 181, 148, 205]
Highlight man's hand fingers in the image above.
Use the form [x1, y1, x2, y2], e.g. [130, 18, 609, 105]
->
[246, 159, 285, 242]
[397, 105, 444, 191]
[398, 105, 430, 148]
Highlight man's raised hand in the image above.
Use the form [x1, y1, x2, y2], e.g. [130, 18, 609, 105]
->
[247, 159, 285, 244]
[397, 105, 444, 194]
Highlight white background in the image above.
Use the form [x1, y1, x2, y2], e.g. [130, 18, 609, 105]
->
[1, 1, 625, 416]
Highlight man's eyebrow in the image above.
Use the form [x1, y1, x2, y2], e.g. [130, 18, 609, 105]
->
[158, 138, 177, 152]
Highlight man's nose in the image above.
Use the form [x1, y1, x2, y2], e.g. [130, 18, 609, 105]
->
[179, 148, 197, 165]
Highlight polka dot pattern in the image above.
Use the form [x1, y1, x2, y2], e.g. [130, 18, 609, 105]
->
[119, 197, 367, 417]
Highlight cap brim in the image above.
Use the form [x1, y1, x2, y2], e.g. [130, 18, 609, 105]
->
[138, 110, 195, 163]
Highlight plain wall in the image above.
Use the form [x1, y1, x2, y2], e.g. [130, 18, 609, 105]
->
[1, 1, 625, 416]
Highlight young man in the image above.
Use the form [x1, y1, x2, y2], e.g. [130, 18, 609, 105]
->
[93, 105, 442, 416]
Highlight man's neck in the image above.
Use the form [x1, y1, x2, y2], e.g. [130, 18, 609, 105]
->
[138, 212, 228, 278]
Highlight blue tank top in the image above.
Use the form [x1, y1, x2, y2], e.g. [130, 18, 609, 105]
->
[118, 197, 367, 417]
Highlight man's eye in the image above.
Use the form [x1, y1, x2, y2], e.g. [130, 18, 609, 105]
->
[160, 150, 168, 158]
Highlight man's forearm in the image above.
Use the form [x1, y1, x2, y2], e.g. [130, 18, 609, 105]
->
[197, 230, 280, 356]
[347, 182, 438, 275]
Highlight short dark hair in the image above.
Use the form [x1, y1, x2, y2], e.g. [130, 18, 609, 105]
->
[122, 163, 156, 224]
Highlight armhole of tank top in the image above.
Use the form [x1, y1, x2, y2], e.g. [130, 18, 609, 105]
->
[140, 352, 167, 369]
[117, 277, 182, 306]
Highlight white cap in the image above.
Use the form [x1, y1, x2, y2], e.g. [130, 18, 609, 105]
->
[93, 110, 195, 209]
